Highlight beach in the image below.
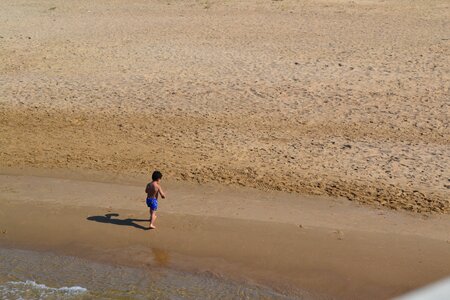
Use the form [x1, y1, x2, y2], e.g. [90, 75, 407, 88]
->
[1, 0, 449, 298]
[1, 170, 450, 299]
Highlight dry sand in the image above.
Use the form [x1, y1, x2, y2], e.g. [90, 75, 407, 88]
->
[0, 0, 449, 213]
[1, 171, 450, 299]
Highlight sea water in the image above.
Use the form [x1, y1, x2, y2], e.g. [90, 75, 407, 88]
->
[0, 247, 302, 299]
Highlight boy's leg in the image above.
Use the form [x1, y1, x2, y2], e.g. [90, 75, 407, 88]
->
[149, 210, 157, 229]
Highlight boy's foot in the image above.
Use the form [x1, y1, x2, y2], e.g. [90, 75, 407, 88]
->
[149, 225, 156, 229]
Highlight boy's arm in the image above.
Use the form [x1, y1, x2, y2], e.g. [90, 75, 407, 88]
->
[157, 183, 166, 199]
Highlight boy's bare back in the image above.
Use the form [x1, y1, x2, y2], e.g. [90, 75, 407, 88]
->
[146, 181, 165, 199]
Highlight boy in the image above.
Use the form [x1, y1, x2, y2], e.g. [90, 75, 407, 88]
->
[145, 171, 166, 229]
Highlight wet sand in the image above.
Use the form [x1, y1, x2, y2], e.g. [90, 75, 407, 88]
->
[0, 247, 295, 299]
[1, 170, 450, 299]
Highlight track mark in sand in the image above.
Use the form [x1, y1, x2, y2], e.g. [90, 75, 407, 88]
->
[333, 230, 345, 241]
[0, 186, 17, 193]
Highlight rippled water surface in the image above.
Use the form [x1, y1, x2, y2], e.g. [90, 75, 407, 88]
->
[0, 248, 300, 299]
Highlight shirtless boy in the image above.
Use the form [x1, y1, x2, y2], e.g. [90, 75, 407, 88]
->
[145, 171, 166, 229]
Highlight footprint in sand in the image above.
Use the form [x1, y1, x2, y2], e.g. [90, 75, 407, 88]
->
[334, 230, 344, 240]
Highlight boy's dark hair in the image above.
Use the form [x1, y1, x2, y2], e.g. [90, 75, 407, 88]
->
[152, 170, 163, 181]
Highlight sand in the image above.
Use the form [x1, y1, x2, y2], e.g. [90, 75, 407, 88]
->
[1, 0, 450, 298]
[1, 171, 450, 299]
[0, 0, 449, 213]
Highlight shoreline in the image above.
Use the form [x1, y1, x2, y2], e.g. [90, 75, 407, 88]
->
[1, 170, 450, 299]
[0, 247, 300, 300]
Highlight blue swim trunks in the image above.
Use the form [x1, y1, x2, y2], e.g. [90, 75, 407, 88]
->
[146, 197, 158, 211]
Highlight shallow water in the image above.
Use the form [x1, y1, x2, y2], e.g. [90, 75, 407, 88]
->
[0, 247, 302, 299]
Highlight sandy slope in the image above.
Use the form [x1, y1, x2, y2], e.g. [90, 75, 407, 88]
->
[0, 0, 449, 212]
[1, 172, 450, 299]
